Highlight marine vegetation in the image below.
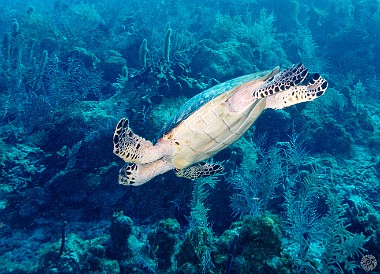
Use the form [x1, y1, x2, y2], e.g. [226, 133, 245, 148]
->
[0, 0, 379, 273]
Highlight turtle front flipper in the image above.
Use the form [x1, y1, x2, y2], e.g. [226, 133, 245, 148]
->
[113, 118, 167, 164]
[265, 72, 328, 110]
[175, 163, 224, 180]
[118, 159, 174, 186]
[253, 63, 309, 98]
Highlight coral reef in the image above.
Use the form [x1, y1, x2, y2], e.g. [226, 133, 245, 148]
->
[0, 0, 379, 273]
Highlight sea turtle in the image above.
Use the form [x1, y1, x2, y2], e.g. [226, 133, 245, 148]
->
[113, 63, 328, 186]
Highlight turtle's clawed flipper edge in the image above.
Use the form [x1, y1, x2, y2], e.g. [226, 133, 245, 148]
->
[265, 72, 328, 110]
[253, 63, 309, 98]
[113, 118, 164, 164]
[175, 163, 224, 180]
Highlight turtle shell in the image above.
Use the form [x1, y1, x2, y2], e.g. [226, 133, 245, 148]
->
[160, 70, 270, 136]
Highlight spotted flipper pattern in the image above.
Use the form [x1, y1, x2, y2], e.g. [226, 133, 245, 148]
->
[265, 72, 328, 109]
[253, 63, 309, 98]
[118, 158, 174, 186]
[175, 163, 224, 180]
[118, 163, 139, 186]
[113, 118, 155, 164]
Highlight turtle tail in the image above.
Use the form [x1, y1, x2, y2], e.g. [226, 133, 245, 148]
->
[113, 118, 164, 164]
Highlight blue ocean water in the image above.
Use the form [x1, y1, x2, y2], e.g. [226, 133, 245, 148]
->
[0, 0, 379, 273]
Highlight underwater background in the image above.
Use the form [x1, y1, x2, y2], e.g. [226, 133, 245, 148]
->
[0, 0, 379, 273]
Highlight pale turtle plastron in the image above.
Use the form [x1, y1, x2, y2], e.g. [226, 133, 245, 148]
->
[113, 63, 328, 186]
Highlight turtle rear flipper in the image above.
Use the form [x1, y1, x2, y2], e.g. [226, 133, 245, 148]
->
[119, 159, 174, 186]
[175, 163, 224, 180]
[113, 118, 166, 164]
[265, 73, 328, 110]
